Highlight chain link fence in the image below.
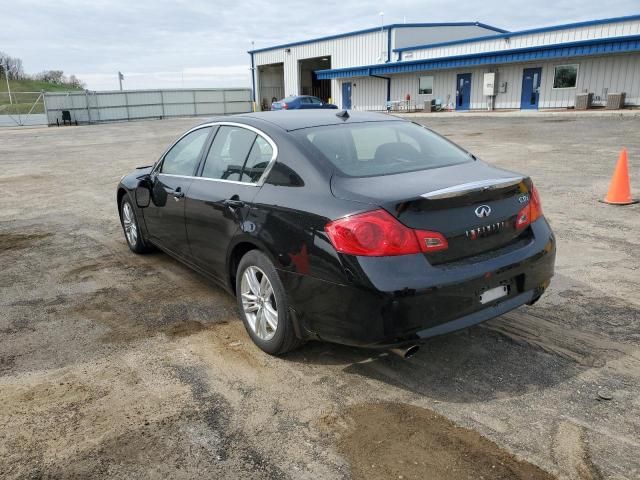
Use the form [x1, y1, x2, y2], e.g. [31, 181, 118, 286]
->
[0, 91, 46, 126]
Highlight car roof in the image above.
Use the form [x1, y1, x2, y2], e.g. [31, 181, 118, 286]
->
[232, 110, 405, 131]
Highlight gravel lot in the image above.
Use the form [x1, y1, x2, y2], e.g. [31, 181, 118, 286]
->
[1, 114, 639, 479]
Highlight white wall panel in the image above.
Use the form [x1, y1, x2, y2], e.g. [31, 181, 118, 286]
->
[129, 105, 163, 118]
[313, 55, 640, 111]
[381, 54, 640, 110]
[96, 93, 127, 107]
[127, 91, 162, 105]
[254, 30, 386, 100]
[393, 25, 502, 50]
[162, 90, 196, 104]
[405, 19, 640, 61]
[538, 54, 640, 108]
[194, 90, 225, 103]
[224, 90, 252, 102]
[44, 88, 251, 125]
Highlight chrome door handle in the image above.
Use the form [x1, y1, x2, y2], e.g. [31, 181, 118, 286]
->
[223, 198, 245, 209]
[171, 187, 184, 200]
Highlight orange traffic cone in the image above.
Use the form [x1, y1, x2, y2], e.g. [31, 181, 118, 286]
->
[602, 148, 638, 205]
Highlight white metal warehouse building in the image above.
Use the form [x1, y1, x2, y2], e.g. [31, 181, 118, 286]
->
[249, 14, 640, 111]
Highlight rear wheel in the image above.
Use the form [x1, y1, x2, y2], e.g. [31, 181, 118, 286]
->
[120, 195, 152, 254]
[236, 250, 303, 355]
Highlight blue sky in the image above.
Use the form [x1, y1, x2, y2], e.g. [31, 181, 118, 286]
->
[2, 0, 638, 90]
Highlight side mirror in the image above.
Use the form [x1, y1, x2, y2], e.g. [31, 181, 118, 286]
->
[135, 174, 152, 208]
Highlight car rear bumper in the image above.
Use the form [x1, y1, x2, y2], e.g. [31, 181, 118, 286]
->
[279, 218, 555, 348]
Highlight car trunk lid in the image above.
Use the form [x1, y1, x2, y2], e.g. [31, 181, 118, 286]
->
[330, 161, 533, 264]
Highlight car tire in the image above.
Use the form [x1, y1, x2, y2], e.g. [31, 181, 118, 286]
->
[120, 194, 153, 254]
[236, 250, 303, 355]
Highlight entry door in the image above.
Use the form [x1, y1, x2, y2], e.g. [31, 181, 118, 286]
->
[456, 73, 472, 110]
[341, 82, 352, 109]
[144, 126, 212, 257]
[521, 67, 542, 109]
[185, 125, 272, 281]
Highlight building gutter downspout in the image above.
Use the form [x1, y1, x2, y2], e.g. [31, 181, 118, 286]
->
[249, 52, 257, 111]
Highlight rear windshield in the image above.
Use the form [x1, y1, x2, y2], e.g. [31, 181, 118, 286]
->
[294, 121, 472, 177]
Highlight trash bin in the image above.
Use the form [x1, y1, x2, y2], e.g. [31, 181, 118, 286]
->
[423, 100, 432, 112]
[575, 93, 593, 110]
[606, 93, 625, 110]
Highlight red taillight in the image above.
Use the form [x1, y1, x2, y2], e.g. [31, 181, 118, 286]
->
[282, 102, 288, 109]
[325, 209, 448, 256]
[516, 184, 544, 229]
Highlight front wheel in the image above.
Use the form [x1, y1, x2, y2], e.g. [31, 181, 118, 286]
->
[236, 250, 303, 355]
[120, 195, 153, 254]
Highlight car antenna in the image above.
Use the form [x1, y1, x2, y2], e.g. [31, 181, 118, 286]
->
[335, 110, 349, 120]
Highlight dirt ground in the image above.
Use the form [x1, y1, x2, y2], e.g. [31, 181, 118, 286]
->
[0, 114, 638, 479]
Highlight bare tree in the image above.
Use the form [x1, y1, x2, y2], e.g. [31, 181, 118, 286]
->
[1, 51, 85, 87]
[0, 52, 25, 80]
[36, 70, 65, 83]
[68, 74, 86, 89]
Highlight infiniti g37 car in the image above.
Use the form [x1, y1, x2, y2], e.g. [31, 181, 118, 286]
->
[117, 111, 555, 356]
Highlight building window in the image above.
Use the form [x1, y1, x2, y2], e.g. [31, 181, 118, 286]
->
[553, 64, 578, 89]
[419, 76, 434, 95]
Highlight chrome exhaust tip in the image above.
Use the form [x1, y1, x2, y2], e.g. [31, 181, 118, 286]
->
[389, 345, 420, 359]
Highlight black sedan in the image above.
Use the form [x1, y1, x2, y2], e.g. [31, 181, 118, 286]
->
[117, 111, 555, 357]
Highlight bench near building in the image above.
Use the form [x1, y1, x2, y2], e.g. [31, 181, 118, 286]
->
[249, 14, 640, 111]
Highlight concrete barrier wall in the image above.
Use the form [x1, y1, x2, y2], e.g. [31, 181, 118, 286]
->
[44, 88, 252, 125]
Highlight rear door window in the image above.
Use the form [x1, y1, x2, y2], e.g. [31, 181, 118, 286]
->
[201, 126, 256, 181]
[241, 136, 274, 183]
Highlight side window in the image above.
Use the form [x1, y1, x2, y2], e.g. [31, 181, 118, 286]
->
[161, 127, 211, 175]
[201, 126, 256, 181]
[419, 76, 433, 95]
[309, 97, 322, 105]
[553, 64, 578, 89]
[241, 136, 274, 183]
[300, 97, 312, 104]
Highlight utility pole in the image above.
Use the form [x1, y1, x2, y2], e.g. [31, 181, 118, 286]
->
[118, 71, 124, 91]
[3, 60, 12, 105]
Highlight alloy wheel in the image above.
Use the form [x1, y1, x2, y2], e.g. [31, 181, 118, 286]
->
[240, 266, 278, 341]
[122, 202, 138, 246]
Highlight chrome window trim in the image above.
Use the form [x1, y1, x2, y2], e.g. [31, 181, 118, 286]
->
[159, 173, 260, 187]
[153, 121, 278, 187]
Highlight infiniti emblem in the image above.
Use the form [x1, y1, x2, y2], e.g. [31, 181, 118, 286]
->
[475, 205, 492, 218]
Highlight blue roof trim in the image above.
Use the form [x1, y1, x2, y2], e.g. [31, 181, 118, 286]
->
[394, 13, 640, 52]
[315, 34, 640, 79]
[247, 22, 507, 54]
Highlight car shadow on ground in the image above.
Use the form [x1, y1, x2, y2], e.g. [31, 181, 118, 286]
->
[284, 319, 583, 404]
[284, 271, 640, 405]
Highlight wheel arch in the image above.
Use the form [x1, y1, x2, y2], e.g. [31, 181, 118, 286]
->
[117, 187, 128, 220]
[227, 238, 279, 296]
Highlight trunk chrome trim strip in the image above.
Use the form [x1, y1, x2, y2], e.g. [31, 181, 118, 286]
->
[420, 177, 524, 200]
